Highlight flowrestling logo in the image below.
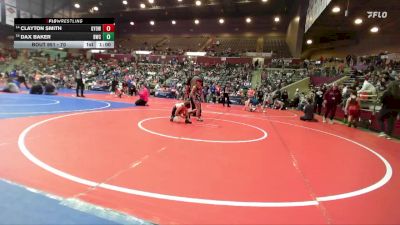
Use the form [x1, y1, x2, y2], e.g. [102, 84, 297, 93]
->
[367, 11, 388, 19]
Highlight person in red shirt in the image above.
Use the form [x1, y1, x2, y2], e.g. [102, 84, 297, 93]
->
[344, 91, 360, 128]
[135, 84, 149, 106]
[323, 83, 342, 124]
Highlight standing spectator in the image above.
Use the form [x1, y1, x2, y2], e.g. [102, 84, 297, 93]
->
[323, 83, 342, 124]
[314, 86, 324, 115]
[210, 83, 216, 103]
[257, 88, 264, 106]
[203, 85, 209, 103]
[75, 68, 85, 97]
[281, 90, 289, 109]
[378, 81, 400, 139]
[111, 79, 119, 94]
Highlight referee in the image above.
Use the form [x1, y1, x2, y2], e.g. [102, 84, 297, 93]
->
[75, 68, 85, 97]
[222, 85, 231, 107]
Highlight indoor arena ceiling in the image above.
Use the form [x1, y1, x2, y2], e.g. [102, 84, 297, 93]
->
[75, 0, 299, 23]
[305, 0, 400, 45]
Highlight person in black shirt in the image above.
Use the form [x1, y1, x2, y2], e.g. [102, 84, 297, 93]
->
[111, 79, 119, 94]
[75, 69, 85, 97]
[17, 73, 29, 89]
[281, 90, 289, 109]
[257, 89, 264, 106]
[378, 81, 400, 139]
[314, 86, 324, 115]
[222, 85, 231, 107]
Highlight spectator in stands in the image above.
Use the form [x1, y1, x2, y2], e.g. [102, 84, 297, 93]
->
[300, 97, 317, 122]
[358, 76, 376, 96]
[344, 90, 360, 128]
[323, 83, 342, 124]
[1, 78, 19, 93]
[128, 81, 137, 96]
[291, 88, 300, 108]
[378, 81, 400, 139]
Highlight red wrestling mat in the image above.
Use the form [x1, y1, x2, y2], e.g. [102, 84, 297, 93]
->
[0, 98, 400, 224]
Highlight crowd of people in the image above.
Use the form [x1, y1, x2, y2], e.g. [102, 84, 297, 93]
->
[1, 49, 399, 138]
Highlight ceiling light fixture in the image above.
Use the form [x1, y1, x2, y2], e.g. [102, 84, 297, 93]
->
[354, 18, 363, 25]
[122, 0, 128, 5]
[195, 0, 201, 6]
[306, 39, 312, 45]
[219, 18, 224, 24]
[130, 21, 134, 25]
[246, 17, 252, 23]
[332, 6, 340, 13]
[150, 20, 155, 25]
[140, 3, 146, 8]
[194, 19, 200, 24]
[74, 3, 80, 8]
[370, 26, 379, 33]
[274, 17, 280, 22]
[93, 6, 99, 11]
[172, 20, 176, 25]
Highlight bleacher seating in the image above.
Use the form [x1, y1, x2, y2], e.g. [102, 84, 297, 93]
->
[164, 36, 209, 51]
[119, 36, 165, 50]
[212, 36, 257, 53]
[263, 39, 291, 58]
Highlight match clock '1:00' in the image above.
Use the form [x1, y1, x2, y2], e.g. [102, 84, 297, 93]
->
[98, 42, 112, 48]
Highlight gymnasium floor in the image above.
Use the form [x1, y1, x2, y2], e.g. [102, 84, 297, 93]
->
[0, 91, 399, 224]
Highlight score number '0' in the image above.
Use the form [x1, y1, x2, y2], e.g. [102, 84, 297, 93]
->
[102, 24, 115, 32]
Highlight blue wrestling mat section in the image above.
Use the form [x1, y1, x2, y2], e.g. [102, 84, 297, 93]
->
[0, 180, 119, 225]
[0, 94, 134, 119]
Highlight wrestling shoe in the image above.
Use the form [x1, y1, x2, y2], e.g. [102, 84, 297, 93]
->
[170, 117, 173, 122]
[197, 118, 203, 122]
[185, 120, 192, 124]
[378, 132, 386, 138]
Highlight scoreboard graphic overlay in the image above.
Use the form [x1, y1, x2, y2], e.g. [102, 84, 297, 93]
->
[14, 18, 115, 49]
